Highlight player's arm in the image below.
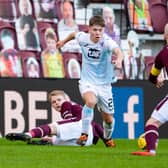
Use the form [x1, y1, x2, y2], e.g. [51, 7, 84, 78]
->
[149, 64, 161, 84]
[57, 102, 82, 124]
[56, 32, 76, 49]
[71, 104, 82, 121]
[113, 47, 124, 69]
[149, 64, 164, 88]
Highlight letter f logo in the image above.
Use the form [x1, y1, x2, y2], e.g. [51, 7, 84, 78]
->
[124, 95, 139, 139]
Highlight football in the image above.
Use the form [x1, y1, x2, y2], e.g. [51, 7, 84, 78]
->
[137, 134, 146, 150]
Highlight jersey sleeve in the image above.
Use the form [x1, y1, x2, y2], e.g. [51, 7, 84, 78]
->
[75, 31, 87, 44]
[104, 34, 119, 52]
[57, 102, 82, 124]
[149, 51, 163, 84]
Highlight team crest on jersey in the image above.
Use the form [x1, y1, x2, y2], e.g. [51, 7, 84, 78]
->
[88, 48, 101, 59]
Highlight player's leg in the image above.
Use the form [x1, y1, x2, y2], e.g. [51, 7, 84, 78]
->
[131, 96, 168, 156]
[97, 84, 116, 147]
[6, 122, 58, 142]
[77, 91, 96, 146]
[77, 83, 97, 146]
[91, 121, 105, 145]
[101, 112, 116, 147]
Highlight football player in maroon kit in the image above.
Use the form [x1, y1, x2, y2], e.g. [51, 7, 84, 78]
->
[131, 23, 168, 156]
[6, 90, 109, 146]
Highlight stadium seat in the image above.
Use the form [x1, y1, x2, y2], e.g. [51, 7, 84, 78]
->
[19, 51, 42, 78]
[56, 0, 76, 21]
[0, 0, 17, 22]
[78, 24, 89, 32]
[0, 48, 23, 77]
[37, 21, 58, 50]
[15, 0, 36, 18]
[32, 0, 58, 22]
[124, 0, 153, 33]
[62, 52, 82, 79]
[148, 0, 168, 33]
[0, 21, 18, 50]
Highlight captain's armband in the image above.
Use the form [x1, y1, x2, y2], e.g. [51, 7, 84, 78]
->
[150, 65, 161, 76]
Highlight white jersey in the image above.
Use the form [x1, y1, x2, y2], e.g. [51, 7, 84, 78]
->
[75, 32, 119, 85]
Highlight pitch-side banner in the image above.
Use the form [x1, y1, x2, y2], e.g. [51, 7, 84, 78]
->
[0, 79, 167, 138]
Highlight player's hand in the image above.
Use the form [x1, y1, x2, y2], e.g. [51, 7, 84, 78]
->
[112, 58, 123, 69]
[156, 79, 164, 88]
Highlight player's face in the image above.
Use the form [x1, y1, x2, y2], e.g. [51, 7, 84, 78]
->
[89, 25, 104, 43]
[51, 95, 66, 112]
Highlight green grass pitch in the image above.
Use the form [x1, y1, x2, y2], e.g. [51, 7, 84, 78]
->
[0, 138, 168, 168]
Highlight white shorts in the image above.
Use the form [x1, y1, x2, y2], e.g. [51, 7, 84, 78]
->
[52, 120, 93, 146]
[151, 95, 168, 124]
[79, 82, 114, 114]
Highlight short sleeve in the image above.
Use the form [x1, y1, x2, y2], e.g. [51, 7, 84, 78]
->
[75, 31, 87, 44]
[104, 34, 119, 52]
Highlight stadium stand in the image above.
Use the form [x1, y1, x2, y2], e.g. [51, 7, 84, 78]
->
[0, 0, 164, 79]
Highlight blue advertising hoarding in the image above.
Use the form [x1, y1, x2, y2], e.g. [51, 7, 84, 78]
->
[112, 87, 144, 139]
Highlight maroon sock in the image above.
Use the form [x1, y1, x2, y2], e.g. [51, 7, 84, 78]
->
[30, 124, 51, 138]
[145, 125, 158, 151]
[92, 121, 104, 144]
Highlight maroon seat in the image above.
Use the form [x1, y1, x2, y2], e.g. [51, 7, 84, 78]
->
[19, 51, 42, 78]
[0, 48, 23, 77]
[56, 0, 76, 21]
[124, 0, 154, 33]
[15, 0, 36, 19]
[0, 21, 18, 50]
[37, 21, 58, 50]
[0, 0, 17, 21]
[62, 52, 82, 79]
[32, 0, 58, 22]
[148, 0, 168, 33]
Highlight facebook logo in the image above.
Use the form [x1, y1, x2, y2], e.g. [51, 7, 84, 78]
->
[112, 87, 144, 139]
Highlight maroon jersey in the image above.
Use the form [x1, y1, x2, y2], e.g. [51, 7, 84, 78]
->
[154, 45, 168, 73]
[57, 101, 82, 124]
[149, 45, 168, 83]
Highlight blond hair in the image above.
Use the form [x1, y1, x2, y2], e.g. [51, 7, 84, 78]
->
[48, 90, 70, 102]
[44, 27, 57, 42]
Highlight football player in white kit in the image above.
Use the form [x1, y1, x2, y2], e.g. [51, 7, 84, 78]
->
[57, 15, 123, 147]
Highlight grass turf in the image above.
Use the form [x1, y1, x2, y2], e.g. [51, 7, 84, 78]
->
[0, 138, 168, 168]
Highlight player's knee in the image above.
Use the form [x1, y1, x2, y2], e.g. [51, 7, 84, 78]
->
[85, 100, 96, 108]
[104, 118, 113, 124]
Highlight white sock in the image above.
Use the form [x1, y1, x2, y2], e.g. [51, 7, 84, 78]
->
[25, 132, 32, 138]
[103, 118, 115, 140]
[82, 105, 94, 135]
